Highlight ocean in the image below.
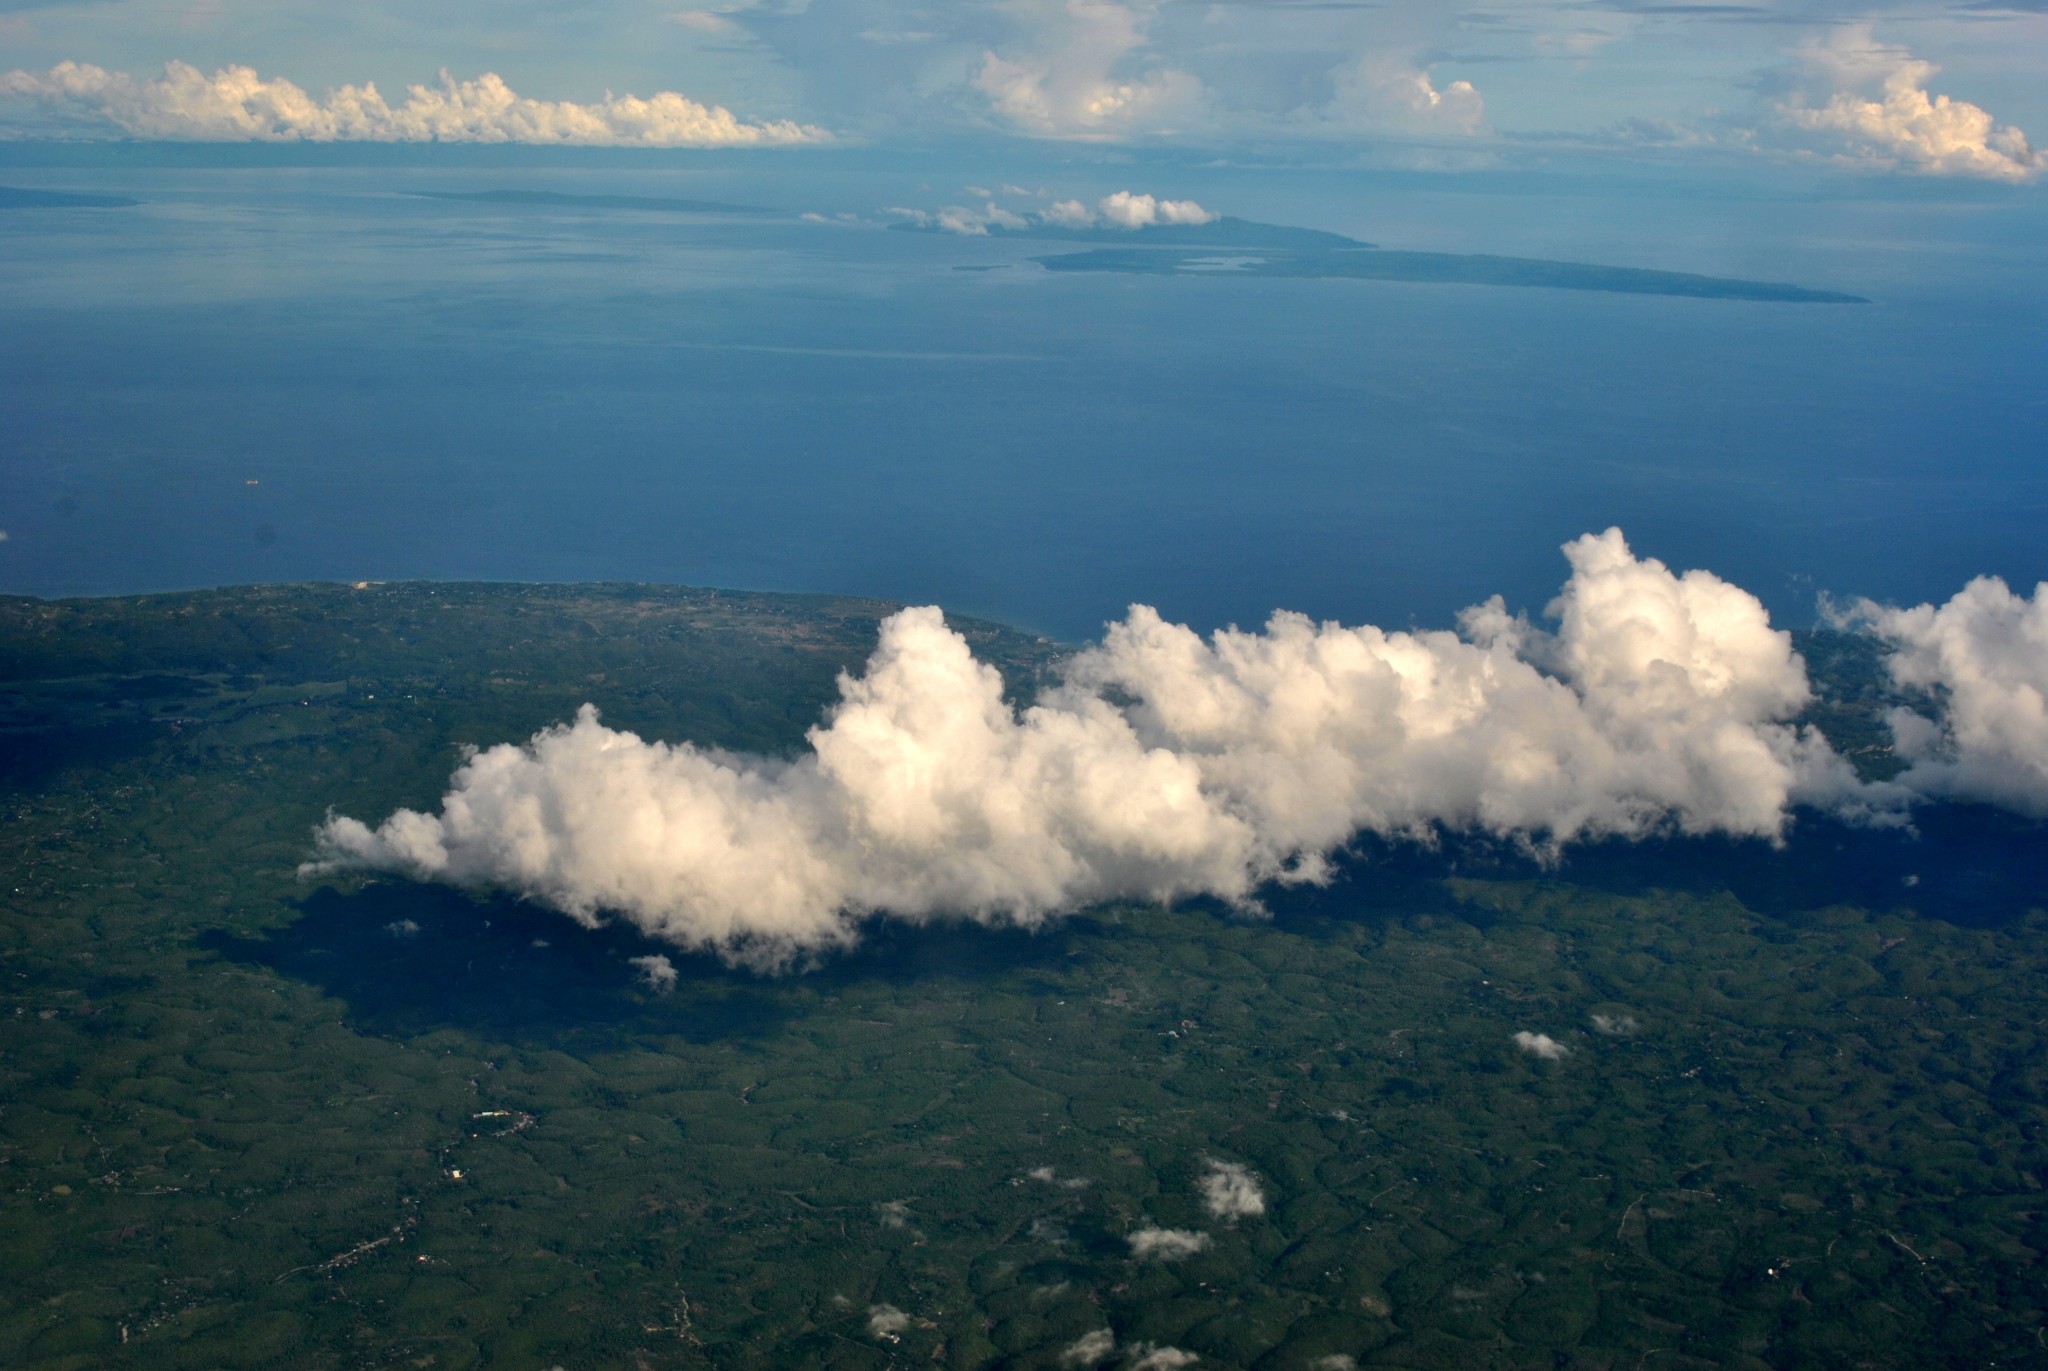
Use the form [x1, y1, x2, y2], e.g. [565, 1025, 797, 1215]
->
[3, 148, 2043, 640]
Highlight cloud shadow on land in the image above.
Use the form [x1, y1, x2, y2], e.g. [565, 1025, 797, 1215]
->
[203, 807, 2041, 1044]
[198, 880, 1085, 1051]
[1262, 804, 2048, 934]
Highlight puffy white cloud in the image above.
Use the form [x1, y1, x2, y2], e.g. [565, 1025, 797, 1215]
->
[974, 0, 1202, 140]
[1077, 527, 1883, 850]
[1094, 190, 1215, 229]
[1128, 1347, 1199, 1370]
[630, 953, 678, 993]
[1127, 1227, 1211, 1261]
[1060, 1329, 1116, 1367]
[1196, 1159, 1264, 1221]
[0, 60, 828, 146]
[1778, 27, 2042, 182]
[867, 1304, 909, 1338]
[1853, 577, 2048, 814]
[308, 529, 1919, 971]
[1513, 1030, 1571, 1061]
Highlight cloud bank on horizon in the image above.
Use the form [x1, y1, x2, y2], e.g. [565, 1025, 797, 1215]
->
[308, 530, 2048, 972]
[0, 61, 827, 146]
[1, 7, 2041, 178]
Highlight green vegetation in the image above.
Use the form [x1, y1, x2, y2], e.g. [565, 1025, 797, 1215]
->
[1, 584, 2041, 1369]
[1034, 247, 1871, 304]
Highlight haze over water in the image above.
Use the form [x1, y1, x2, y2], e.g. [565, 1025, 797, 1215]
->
[3, 152, 2043, 640]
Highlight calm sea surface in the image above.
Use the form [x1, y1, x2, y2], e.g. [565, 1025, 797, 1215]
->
[3, 155, 2043, 640]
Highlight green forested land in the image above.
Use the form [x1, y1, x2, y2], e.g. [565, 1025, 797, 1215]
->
[1, 584, 2042, 1370]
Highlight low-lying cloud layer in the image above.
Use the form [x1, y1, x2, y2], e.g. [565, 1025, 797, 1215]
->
[1127, 1227, 1211, 1262]
[891, 189, 1214, 236]
[0, 60, 827, 146]
[1513, 1031, 1571, 1061]
[310, 530, 2046, 970]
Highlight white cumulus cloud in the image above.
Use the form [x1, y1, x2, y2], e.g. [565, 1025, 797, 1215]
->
[1128, 1226, 1211, 1261]
[1852, 576, 2048, 814]
[1094, 190, 1216, 229]
[1128, 1346, 1199, 1370]
[1513, 1030, 1571, 1061]
[0, 60, 828, 146]
[1196, 1159, 1264, 1221]
[974, 0, 1202, 140]
[867, 1304, 910, 1338]
[1778, 27, 2042, 182]
[306, 529, 1922, 971]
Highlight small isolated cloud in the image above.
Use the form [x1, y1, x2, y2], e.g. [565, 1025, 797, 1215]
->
[1513, 1031, 1571, 1061]
[663, 9, 739, 34]
[1128, 1347, 1199, 1370]
[629, 953, 677, 993]
[383, 918, 420, 938]
[1589, 1012, 1639, 1037]
[1128, 1226, 1211, 1261]
[1775, 26, 2042, 181]
[1197, 1159, 1265, 1221]
[0, 60, 828, 146]
[875, 1199, 911, 1229]
[1060, 1329, 1116, 1367]
[1309, 1358, 1358, 1371]
[1850, 577, 2048, 814]
[867, 1304, 909, 1339]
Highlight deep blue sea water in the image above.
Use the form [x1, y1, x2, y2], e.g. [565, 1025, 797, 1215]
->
[3, 151, 2043, 640]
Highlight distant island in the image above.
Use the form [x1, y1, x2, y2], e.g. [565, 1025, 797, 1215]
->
[0, 185, 139, 210]
[1036, 244, 1871, 304]
[885, 209, 1865, 303]
[407, 188, 775, 215]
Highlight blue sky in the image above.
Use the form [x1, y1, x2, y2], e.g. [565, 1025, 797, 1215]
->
[1, 1, 2044, 178]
